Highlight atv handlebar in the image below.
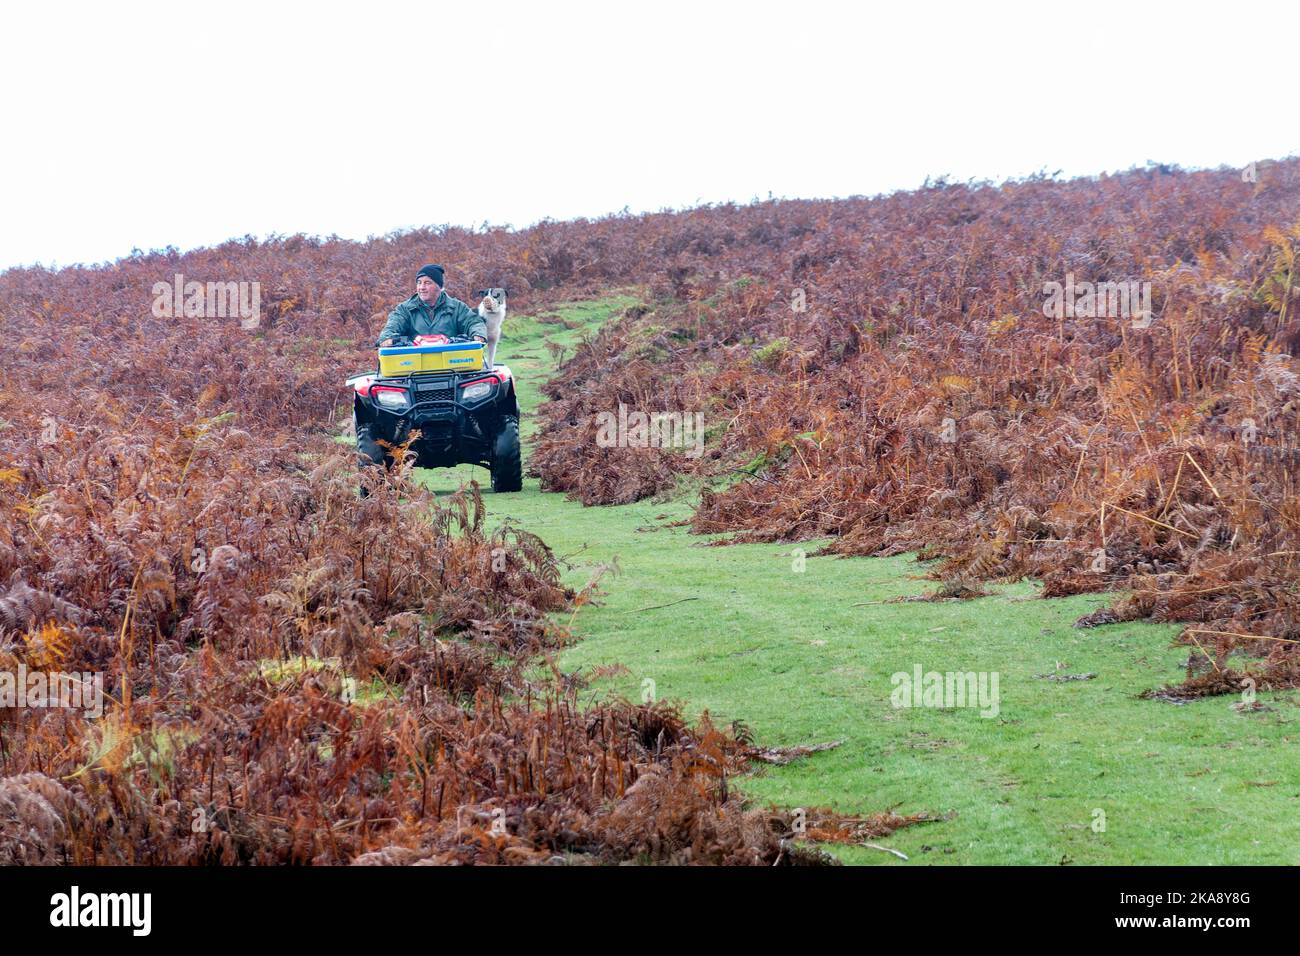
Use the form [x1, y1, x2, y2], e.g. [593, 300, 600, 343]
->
[378, 335, 484, 348]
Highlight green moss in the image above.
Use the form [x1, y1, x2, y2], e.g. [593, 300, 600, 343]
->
[753, 336, 789, 368]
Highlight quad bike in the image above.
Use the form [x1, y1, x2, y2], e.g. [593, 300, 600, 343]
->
[346, 334, 522, 492]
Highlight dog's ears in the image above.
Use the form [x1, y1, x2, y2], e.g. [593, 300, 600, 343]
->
[475, 289, 488, 297]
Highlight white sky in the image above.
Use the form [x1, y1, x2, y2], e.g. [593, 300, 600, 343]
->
[1, 0, 1296, 270]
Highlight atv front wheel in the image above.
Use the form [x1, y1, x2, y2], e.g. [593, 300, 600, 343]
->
[356, 423, 392, 469]
[490, 417, 522, 493]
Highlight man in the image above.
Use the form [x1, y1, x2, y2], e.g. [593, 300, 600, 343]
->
[375, 264, 488, 347]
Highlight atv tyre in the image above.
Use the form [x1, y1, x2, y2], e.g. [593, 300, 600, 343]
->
[356, 422, 392, 468]
[490, 417, 522, 493]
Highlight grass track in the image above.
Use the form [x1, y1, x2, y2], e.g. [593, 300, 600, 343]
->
[416, 292, 1300, 865]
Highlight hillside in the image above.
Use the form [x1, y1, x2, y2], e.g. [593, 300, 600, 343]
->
[1, 159, 1298, 864]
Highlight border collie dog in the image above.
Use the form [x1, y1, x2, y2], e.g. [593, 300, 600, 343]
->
[476, 288, 508, 366]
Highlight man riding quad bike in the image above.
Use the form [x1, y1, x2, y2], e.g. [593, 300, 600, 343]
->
[348, 264, 522, 492]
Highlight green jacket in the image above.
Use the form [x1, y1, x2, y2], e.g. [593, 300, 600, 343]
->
[375, 290, 487, 347]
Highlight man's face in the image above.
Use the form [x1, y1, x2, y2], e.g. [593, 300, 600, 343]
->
[416, 276, 440, 302]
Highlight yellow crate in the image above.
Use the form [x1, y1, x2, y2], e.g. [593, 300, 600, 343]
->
[378, 342, 485, 376]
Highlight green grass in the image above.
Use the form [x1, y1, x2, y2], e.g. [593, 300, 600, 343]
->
[414, 293, 1300, 866]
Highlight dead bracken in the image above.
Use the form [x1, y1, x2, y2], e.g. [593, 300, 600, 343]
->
[0, 226, 920, 865]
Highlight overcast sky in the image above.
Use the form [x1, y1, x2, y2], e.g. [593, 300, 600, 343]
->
[1, 0, 1296, 270]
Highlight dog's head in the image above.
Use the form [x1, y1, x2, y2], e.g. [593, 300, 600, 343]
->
[475, 287, 508, 310]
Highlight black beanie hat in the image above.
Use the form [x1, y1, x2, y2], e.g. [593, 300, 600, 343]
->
[417, 264, 445, 286]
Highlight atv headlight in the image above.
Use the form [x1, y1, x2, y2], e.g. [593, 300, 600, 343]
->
[460, 377, 498, 402]
[373, 386, 410, 410]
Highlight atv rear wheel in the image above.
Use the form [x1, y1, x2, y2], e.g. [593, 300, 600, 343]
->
[490, 417, 522, 493]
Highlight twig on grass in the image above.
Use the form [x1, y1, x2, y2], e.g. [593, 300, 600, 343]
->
[629, 597, 699, 613]
[861, 843, 909, 860]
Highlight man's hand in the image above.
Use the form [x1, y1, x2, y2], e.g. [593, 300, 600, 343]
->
[472, 335, 486, 343]
[380, 338, 394, 347]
